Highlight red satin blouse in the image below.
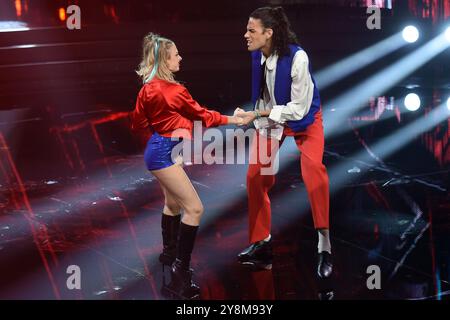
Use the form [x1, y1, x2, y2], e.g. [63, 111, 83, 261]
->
[130, 78, 228, 139]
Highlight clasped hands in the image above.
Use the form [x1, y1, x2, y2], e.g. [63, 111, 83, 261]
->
[231, 107, 257, 126]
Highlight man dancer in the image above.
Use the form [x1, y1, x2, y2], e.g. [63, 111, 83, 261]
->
[236, 6, 332, 278]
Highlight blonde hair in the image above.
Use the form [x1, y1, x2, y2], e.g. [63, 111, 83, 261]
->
[136, 33, 177, 84]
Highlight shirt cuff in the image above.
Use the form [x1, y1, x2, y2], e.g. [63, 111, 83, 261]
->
[219, 115, 229, 125]
[268, 105, 284, 124]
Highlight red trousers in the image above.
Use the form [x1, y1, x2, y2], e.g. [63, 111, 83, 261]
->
[247, 110, 329, 243]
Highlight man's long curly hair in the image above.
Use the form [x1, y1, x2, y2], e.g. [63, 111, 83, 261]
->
[250, 6, 299, 57]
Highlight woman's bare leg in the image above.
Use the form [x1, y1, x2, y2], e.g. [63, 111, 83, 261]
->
[159, 181, 182, 216]
[156, 155, 183, 216]
[152, 163, 202, 298]
[151, 164, 203, 226]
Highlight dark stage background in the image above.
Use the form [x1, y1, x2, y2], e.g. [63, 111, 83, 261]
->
[0, 0, 449, 300]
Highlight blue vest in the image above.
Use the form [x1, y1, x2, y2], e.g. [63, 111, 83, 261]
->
[251, 44, 321, 132]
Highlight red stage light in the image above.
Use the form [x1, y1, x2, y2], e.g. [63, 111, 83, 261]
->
[58, 7, 66, 21]
[15, 0, 22, 17]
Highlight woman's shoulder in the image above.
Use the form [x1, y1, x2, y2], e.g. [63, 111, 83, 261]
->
[142, 78, 186, 94]
[140, 79, 190, 104]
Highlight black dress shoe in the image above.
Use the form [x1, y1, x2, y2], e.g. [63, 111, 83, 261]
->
[237, 239, 273, 270]
[318, 290, 334, 300]
[317, 251, 333, 279]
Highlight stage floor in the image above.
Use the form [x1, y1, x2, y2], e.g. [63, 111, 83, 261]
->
[0, 131, 448, 300]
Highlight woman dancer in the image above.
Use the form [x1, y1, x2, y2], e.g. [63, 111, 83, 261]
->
[130, 33, 242, 299]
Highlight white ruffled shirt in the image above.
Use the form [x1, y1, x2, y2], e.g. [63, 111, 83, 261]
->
[254, 50, 314, 140]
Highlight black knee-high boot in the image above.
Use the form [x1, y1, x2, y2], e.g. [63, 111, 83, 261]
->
[162, 222, 200, 300]
[159, 214, 181, 266]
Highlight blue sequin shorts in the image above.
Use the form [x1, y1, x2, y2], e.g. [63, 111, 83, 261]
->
[144, 132, 182, 171]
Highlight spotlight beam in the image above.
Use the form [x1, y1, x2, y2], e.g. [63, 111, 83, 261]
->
[445, 27, 450, 42]
[316, 33, 405, 90]
[329, 102, 449, 192]
[324, 33, 450, 139]
[268, 103, 448, 229]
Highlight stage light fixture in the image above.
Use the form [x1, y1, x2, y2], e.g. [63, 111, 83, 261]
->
[402, 26, 419, 43]
[404, 93, 421, 111]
